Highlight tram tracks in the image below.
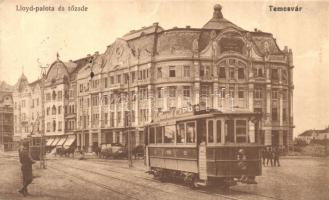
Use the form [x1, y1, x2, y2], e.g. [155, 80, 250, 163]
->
[0, 154, 283, 200]
[47, 165, 139, 200]
[51, 159, 283, 200]
[49, 162, 200, 200]
[78, 159, 284, 200]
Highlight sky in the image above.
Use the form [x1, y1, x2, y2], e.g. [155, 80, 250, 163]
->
[0, 0, 328, 137]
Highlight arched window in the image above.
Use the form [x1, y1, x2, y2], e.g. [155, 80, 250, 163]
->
[58, 106, 62, 114]
[52, 90, 57, 100]
[52, 105, 56, 115]
[52, 120, 56, 131]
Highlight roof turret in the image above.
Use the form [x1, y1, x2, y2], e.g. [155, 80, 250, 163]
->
[202, 4, 244, 31]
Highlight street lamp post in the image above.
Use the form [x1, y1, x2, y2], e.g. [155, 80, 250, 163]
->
[39, 64, 48, 169]
[126, 64, 133, 168]
[1, 112, 4, 151]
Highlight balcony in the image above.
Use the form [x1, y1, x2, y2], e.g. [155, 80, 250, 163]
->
[200, 75, 213, 82]
[109, 83, 121, 90]
[155, 77, 192, 84]
[20, 119, 28, 124]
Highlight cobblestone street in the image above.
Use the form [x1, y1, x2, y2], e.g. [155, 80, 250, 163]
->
[1, 152, 328, 200]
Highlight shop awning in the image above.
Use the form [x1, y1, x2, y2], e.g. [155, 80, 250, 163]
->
[46, 138, 55, 146]
[63, 135, 76, 148]
[57, 136, 67, 146]
[51, 137, 60, 147]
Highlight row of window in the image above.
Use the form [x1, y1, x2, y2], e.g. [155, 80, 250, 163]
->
[79, 109, 148, 128]
[254, 88, 288, 100]
[15, 99, 39, 109]
[254, 107, 288, 122]
[217, 67, 245, 79]
[253, 67, 288, 82]
[65, 105, 76, 114]
[156, 86, 191, 98]
[46, 120, 63, 132]
[157, 65, 191, 78]
[149, 121, 196, 144]
[148, 119, 250, 145]
[46, 91, 64, 102]
[78, 87, 288, 107]
[80, 69, 150, 92]
[30, 98, 40, 108]
[45, 105, 75, 116]
[46, 105, 62, 116]
[65, 120, 76, 130]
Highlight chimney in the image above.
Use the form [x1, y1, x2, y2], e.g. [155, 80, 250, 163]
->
[153, 22, 159, 27]
[186, 25, 191, 29]
[254, 28, 258, 32]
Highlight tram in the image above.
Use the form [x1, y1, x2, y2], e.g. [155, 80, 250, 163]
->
[21, 135, 46, 161]
[145, 109, 263, 188]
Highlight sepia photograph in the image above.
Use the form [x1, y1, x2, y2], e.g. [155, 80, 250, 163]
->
[0, 0, 328, 200]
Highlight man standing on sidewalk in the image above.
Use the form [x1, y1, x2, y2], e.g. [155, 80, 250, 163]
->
[273, 147, 281, 167]
[18, 141, 35, 196]
[261, 147, 267, 167]
[266, 147, 273, 166]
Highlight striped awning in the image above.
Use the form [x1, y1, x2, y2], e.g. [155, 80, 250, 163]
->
[46, 138, 55, 146]
[57, 136, 67, 146]
[51, 137, 60, 147]
[63, 135, 76, 148]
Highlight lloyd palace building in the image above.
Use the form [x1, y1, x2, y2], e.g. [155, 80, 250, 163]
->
[13, 4, 294, 151]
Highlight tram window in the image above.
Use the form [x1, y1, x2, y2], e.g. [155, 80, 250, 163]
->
[149, 127, 155, 144]
[156, 126, 163, 143]
[186, 122, 196, 143]
[33, 138, 41, 146]
[236, 120, 247, 143]
[216, 120, 222, 143]
[225, 120, 235, 143]
[164, 125, 175, 143]
[177, 123, 185, 143]
[208, 120, 214, 143]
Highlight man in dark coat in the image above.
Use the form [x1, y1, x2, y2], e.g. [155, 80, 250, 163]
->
[261, 147, 267, 166]
[266, 147, 273, 167]
[18, 142, 35, 196]
[273, 147, 281, 167]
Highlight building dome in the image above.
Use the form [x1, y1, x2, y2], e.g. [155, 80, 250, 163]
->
[202, 4, 244, 31]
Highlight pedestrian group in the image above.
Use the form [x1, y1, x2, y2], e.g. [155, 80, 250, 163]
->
[262, 146, 281, 167]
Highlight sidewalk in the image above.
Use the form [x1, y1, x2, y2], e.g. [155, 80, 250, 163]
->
[281, 155, 329, 159]
[0, 150, 18, 157]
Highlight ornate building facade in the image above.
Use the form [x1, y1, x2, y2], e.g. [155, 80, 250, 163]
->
[42, 56, 86, 147]
[74, 4, 294, 151]
[13, 74, 42, 140]
[0, 81, 14, 150]
[12, 4, 294, 151]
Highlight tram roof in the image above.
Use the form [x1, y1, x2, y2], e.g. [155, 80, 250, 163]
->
[149, 110, 261, 126]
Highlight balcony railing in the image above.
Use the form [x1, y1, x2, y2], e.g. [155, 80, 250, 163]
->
[200, 75, 213, 81]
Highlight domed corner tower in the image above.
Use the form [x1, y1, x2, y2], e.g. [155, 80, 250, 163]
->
[196, 4, 293, 150]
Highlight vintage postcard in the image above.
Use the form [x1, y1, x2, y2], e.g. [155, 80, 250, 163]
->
[0, 0, 328, 200]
